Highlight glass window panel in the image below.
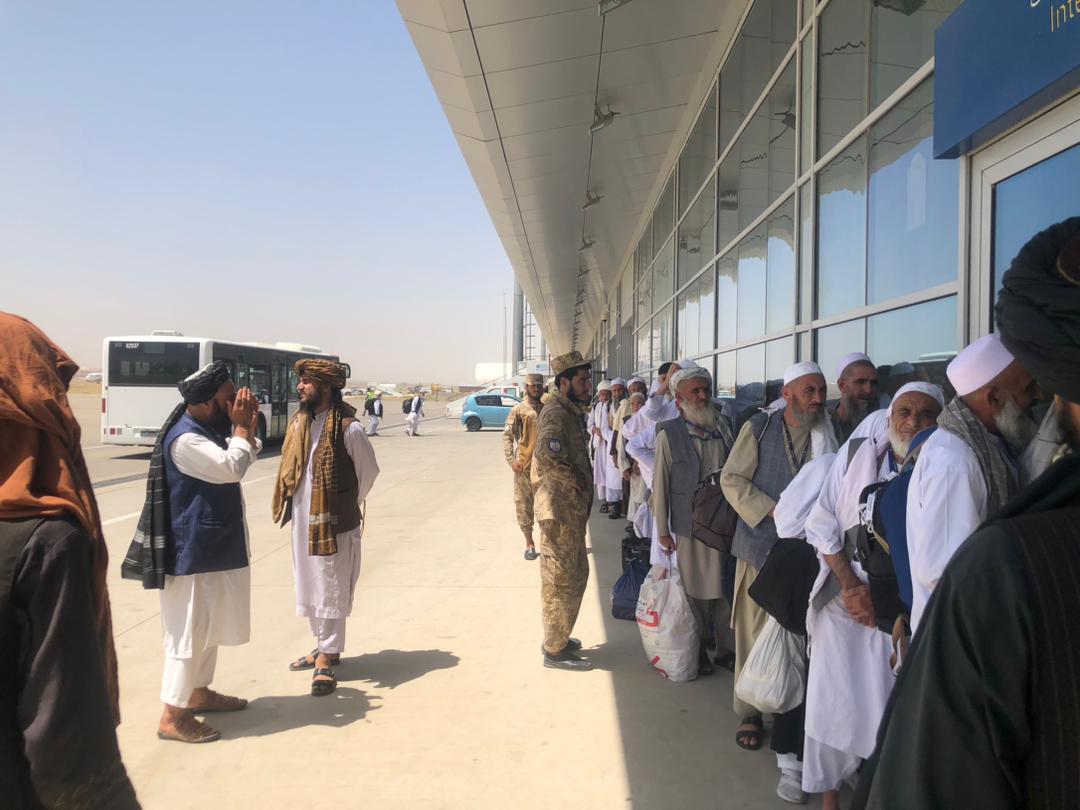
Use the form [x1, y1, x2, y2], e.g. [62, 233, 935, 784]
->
[765, 335, 795, 403]
[717, 250, 738, 347]
[720, 0, 798, 155]
[737, 228, 768, 341]
[653, 235, 675, 308]
[638, 229, 653, 274]
[637, 267, 653, 326]
[867, 79, 958, 304]
[653, 304, 674, 367]
[677, 280, 701, 359]
[678, 174, 717, 287]
[653, 174, 675, 248]
[767, 198, 797, 333]
[717, 148, 741, 254]
[870, 0, 960, 108]
[817, 135, 867, 318]
[738, 103, 771, 234]
[680, 83, 718, 217]
[800, 33, 814, 175]
[798, 330, 812, 362]
[736, 342, 766, 428]
[676, 291, 689, 359]
[799, 181, 813, 323]
[768, 60, 797, 201]
[992, 141, 1080, 301]
[716, 350, 737, 402]
[699, 265, 716, 355]
[868, 296, 957, 403]
[815, 318, 866, 399]
[637, 325, 652, 372]
[818, 0, 868, 158]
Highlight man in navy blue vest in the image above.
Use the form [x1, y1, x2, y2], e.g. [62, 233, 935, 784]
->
[157, 361, 261, 744]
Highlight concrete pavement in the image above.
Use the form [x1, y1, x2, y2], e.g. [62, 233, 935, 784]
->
[74, 395, 804, 809]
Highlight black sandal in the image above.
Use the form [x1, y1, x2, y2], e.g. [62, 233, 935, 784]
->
[311, 668, 337, 697]
[735, 716, 763, 750]
[289, 649, 319, 671]
[599, 503, 610, 513]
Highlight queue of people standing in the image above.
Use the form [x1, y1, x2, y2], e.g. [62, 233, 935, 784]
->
[508, 219, 1080, 808]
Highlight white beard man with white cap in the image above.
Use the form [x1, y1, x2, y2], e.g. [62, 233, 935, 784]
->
[827, 353, 880, 446]
[905, 333, 1039, 631]
[587, 380, 623, 511]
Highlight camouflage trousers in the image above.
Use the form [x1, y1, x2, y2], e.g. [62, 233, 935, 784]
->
[539, 519, 589, 654]
[513, 470, 535, 534]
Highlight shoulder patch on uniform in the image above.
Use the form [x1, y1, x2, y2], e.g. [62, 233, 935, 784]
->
[548, 438, 563, 453]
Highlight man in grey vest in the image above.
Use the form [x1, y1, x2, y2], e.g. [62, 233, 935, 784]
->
[721, 361, 837, 804]
[653, 365, 735, 676]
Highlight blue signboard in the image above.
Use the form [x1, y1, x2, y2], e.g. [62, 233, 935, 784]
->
[935, 0, 1080, 159]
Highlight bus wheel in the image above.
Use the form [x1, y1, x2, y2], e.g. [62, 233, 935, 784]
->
[257, 415, 267, 443]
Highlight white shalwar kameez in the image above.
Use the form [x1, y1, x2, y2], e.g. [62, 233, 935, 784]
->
[368, 399, 383, 436]
[802, 419, 897, 794]
[405, 396, 423, 436]
[588, 400, 622, 503]
[624, 394, 681, 564]
[160, 431, 260, 708]
[291, 411, 380, 654]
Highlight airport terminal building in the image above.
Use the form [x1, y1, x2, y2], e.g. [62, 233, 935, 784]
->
[400, 0, 1080, 414]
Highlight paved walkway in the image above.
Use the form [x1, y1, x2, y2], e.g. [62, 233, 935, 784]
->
[86, 403, 796, 809]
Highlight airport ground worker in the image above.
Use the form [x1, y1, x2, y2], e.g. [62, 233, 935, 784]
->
[273, 359, 380, 697]
[532, 352, 594, 672]
[502, 373, 545, 561]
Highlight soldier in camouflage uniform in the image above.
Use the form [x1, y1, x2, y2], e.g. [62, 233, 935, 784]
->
[502, 373, 546, 561]
[531, 351, 594, 671]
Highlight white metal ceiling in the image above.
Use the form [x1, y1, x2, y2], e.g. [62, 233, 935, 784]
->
[398, 0, 747, 356]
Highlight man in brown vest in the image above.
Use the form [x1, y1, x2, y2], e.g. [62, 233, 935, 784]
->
[272, 359, 380, 696]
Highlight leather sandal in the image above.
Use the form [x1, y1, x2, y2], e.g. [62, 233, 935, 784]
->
[290, 649, 340, 671]
[157, 715, 221, 744]
[188, 690, 248, 713]
[311, 667, 337, 697]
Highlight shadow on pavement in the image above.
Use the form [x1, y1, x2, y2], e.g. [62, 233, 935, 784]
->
[336, 648, 460, 690]
[212, 686, 379, 738]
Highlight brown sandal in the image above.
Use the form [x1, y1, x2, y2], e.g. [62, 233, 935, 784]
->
[188, 689, 248, 713]
[157, 714, 221, 744]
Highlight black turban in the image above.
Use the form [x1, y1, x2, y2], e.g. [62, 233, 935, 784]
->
[178, 360, 231, 405]
[996, 216, 1080, 405]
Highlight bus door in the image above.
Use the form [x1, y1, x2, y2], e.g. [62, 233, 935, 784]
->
[271, 361, 288, 436]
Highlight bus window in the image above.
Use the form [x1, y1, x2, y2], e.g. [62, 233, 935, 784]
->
[107, 341, 199, 386]
[272, 363, 287, 403]
[235, 362, 250, 391]
[288, 363, 299, 401]
[249, 364, 271, 404]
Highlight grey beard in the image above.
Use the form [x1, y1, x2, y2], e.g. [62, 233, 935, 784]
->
[683, 402, 719, 428]
[994, 397, 1038, 456]
[791, 404, 825, 429]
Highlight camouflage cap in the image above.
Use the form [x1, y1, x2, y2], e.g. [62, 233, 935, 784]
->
[525, 373, 545, 385]
[550, 351, 592, 377]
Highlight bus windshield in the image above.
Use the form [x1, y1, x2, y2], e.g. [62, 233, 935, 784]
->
[107, 340, 200, 386]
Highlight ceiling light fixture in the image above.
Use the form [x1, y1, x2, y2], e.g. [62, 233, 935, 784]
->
[589, 104, 619, 134]
[598, 0, 632, 15]
[583, 191, 603, 210]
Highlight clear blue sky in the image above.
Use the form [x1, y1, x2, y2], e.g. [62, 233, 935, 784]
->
[0, 1, 512, 384]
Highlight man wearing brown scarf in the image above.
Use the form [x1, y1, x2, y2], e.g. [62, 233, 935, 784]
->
[272, 358, 379, 696]
[0, 312, 140, 807]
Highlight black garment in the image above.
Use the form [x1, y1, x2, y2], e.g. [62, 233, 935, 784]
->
[772, 699, 805, 760]
[1, 517, 140, 809]
[854, 453, 1080, 810]
[826, 401, 857, 447]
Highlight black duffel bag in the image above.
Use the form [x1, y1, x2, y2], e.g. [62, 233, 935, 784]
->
[690, 470, 738, 553]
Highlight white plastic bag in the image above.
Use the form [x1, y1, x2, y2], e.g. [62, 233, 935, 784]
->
[636, 562, 699, 682]
[734, 616, 805, 713]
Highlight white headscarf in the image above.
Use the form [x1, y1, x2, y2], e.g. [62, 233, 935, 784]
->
[891, 381, 945, 409]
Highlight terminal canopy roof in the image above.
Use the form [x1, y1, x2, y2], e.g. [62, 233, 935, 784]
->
[398, 0, 743, 355]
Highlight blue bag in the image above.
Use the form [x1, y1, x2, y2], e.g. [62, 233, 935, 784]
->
[611, 559, 650, 620]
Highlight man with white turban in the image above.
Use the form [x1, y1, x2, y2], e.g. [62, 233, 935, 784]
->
[587, 381, 623, 511]
[905, 333, 1038, 631]
[720, 361, 838, 803]
[652, 366, 736, 675]
[827, 352, 880, 445]
[802, 384, 944, 809]
[610, 377, 646, 521]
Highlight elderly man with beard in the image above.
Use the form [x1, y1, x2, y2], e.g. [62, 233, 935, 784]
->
[801, 384, 944, 809]
[720, 361, 838, 802]
[853, 220, 1080, 810]
[503, 373, 545, 560]
[827, 353, 879, 445]
[904, 333, 1038, 631]
[133, 360, 262, 743]
[588, 381, 622, 513]
[608, 377, 642, 521]
[653, 366, 735, 676]
[272, 359, 380, 696]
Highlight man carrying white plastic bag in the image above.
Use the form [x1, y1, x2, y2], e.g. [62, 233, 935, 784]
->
[636, 561, 700, 681]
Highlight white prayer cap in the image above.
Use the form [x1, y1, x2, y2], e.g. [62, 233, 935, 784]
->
[670, 365, 712, 392]
[597, 379, 612, 392]
[629, 391, 646, 404]
[783, 361, 824, 386]
[649, 379, 661, 396]
[836, 352, 873, 381]
[946, 334, 1015, 396]
[675, 358, 698, 370]
[892, 381, 945, 410]
[628, 376, 646, 388]
[611, 377, 627, 388]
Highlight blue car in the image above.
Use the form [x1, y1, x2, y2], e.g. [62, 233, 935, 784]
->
[461, 393, 520, 431]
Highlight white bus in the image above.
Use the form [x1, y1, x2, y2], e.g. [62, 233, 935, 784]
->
[101, 331, 347, 446]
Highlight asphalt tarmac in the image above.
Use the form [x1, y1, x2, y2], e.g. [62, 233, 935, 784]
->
[71, 394, 796, 809]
